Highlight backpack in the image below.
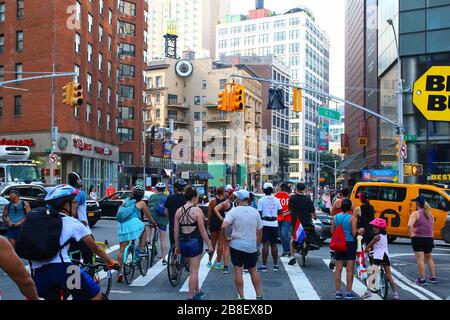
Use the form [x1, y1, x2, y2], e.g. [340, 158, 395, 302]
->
[330, 214, 349, 252]
[15, 207, 69, 261]
[156, 196, 167, 217]
[116, 199, 137, 223]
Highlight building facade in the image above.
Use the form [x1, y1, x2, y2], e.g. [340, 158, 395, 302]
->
[145, 57, 265, 190]
[147, 0, 231, 60]
[216, 5, 330, 183]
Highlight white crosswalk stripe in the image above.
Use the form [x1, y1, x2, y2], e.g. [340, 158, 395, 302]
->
[130, 255, 168, 286]
[390, 267, 442, 300]
[180, 252, 216, 292]
[280, 257, 320, 300]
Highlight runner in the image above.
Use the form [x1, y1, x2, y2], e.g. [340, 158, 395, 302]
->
[2, 189, 31, 247]
[166, 179, 188, 248]
[275, 183, 291, 257]
[207, 186, 226, 269]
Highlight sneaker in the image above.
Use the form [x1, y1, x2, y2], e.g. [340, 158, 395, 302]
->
[214, 262, 224, 270]
[281, 252, 289, 257]
[257, 265, 268, 273]
[223, 266, 229, 274]
[206, 261, 213, 268]
[328, 260, 335, 271]
[335, 292, 344, 300]
[116, 273, 124, 283]
[256, 295, 263, 300]
[361, 290, 372, 299]
[429, 277, 437, 284]
[194, 291, 205, 300]
[393, 291, 400, 300]
[162, 259, 167, 266]
[416, 278, 427, 286]
[288, 258, 296, 266]
[244, 269, 249, 273]
[273, 265, 280, 272]
[345, 292, 357, 300]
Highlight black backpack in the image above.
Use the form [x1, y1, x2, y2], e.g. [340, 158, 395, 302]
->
[15, 207, 70, 261]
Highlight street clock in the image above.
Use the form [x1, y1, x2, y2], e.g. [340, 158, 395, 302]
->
[175, 59, 193, 78]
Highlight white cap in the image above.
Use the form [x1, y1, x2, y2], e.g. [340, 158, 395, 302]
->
[263, 182, 274, 189]
[233, 189, 250, 200]
[225, 184, 233, 191]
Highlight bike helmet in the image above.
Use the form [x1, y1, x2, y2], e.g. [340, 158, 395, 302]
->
[174, 179, 187, 190]
[45, 184, 80, 210]
[155, 182, 166, 192]
[369, 218, 387, 229]
[68, 172, 83, 188]
[133, 180, 145, 198]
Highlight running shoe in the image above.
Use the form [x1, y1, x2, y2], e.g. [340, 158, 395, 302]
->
[345, 292, 357, 300]
[207, 261, 213, 268]
[256, 295, 263, 300]
[361, 290, 372, 299]
[273, 265, 280, 272]
[328, 259, 335, 271]
[288, 258, 296, 266]
[416, 278, 427, 286]
[429, 277, 437, 284]
[194, 291, 205, 300]
[214, 262, 224, 270]
[222, 266, 229, 274]
[162, 259, 167, 266]
[393, 291, 400, 300]
[257, 265, 268, 273]
[335, 292, 343, 300]
[244, 269, 249, 273]
[116, 273, 124, 283]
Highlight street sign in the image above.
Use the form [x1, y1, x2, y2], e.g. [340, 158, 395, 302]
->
[413, 66, 450, 121]
[400, 144, 407, 159]
[49, 153, 58, 164]
[319, 107, 341, 121]
[404, 135, 417, 142]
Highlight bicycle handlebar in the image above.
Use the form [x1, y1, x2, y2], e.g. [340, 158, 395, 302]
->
[71, 259, 120, 271]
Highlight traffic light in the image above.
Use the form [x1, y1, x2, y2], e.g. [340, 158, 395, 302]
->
[293, 87, 303, 113]
[71, 83, 83, 106]
[411, 164, 423, 176]
[217, 87, 228, 112]
[231, 84, 245, 112]
[62, 82, 73, 107]
[395, 135, 405, 159]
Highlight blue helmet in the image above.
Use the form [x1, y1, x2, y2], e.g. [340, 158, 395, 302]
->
[45, 184, 80, 210]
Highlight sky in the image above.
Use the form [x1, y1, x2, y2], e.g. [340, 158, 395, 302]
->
[230, 0, 346, 98]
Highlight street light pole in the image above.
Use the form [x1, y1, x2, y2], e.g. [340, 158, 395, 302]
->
[387, 18, 405, 183]
[50, 63, 56, 185]
[143, 110, 147, 188]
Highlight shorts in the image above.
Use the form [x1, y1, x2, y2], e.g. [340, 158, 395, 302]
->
[209, 216, 223, 233]
[180, 237, 203, 258]
[411, 237, 434, 254]
[373, 253, 391, 266]
[335, 241, 357, 261]
[33, 263, 100, 300]
[230, 247, 258, 269]
[158, 223, 167, 232]
[6, 226, 22, 240]
[262, 226, 278, 244]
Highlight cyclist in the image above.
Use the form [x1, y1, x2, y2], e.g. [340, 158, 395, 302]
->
[149, 182, 169, 265]
[166, 179, 188, 248]
[353, 191, 375, 245]
[116, 181, 158, 282]
[0, 235, 41, 300]
[207, 186, 226, 269]
[32, 185, 118, 300]
[2, 189, 31, 247]
[174, 187, 213, 300]
[213, 189, 238, 274]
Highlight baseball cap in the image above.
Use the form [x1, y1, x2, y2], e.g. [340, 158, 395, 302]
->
[225, 185, 235, 193]
[233, 189, 250, 201]
[263, 182, 274, 189]
[413, 195, 426, 205]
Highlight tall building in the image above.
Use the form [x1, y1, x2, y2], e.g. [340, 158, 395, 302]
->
[148, 0, 231, 60]
[145, 57, 265, 189]
[216, 5, 330, 183]
[0, 0, 145, 193]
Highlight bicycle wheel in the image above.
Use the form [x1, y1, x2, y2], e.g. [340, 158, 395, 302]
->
[139, 244, 150, 276]
[150, 231, 159, 267]
[167, 247, 182, 286]
[379, 269, 389, 300]
[94, 258, 112, 298]
[123, 245, 135, 285]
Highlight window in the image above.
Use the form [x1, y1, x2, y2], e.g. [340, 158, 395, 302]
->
[98, 81, 102, 98]
[14, 95, 22, 115]
[15, 63, 22, 80]
[289, 56, 299, 66]
[119, 63, 135, 78]
[290, 29, 300, 40]
[356, 186, 380, 201]
[119, 43, 135, 57]
[119, 1, 136, 16]
[274, 31, 286, 42]
[87, 73, 92, 91]
[74, 64, 80, 83]
[194, 96, 201, 105]
[259, 22, 270, 30]
[76, 1, 81, 21]
[291, 123, 299, 132]
[87, 43, 93, 62]
[0, 4, 5, 21]
[290, 163, 299, 173]
[75, 33, 81, 53]
[108, 61, 112, 77]
[17, 0, 24, 18]
[98, 25, 103, 42]
[290, 17, 300, 26]
[16, 31, 23, 50]
[107, 113, 111, 130]
[0, 34, 4, 53]
[99, 0, 104, 14]
[218, 40, 228, 49]
[218, 28, 228, 36]
[88, 14, 93, 32]
[290, 150, 299, 159]
[155, 108, 160, 118]
[259, 34, 269, 44]
[119, 152, 133, 165]
[119, 106, 134, 120]
[107, 87, 111, 103]
[219, 79, 227, 90]
[379, 187, 407, 202]
[98, 53, 103, 71]
[120, 85, 134, 99]
[290, 43, 300, 53]
[108, 35, 112, 51]
[274, 20, 285, 28]
[230, 38, 240, 47]
[244, 24, 256, 32]
[168, 94, 177, 105]
[290, 136, 299, 146]
[118, 127, 134, 141]
[0, 65, 3, 82]
[109, 9, 113, 24]
[274, 45, 285, 55]
[97, 109, 102, 127]
[230, 26, 241, 34]
[0, 97, 3, 116]
[202, 80, 207, 89]
[155, 76, 162, 87]
[119, 21, 136, 36]
[420, 189, 449, 211]
[86, 104, 92, 122]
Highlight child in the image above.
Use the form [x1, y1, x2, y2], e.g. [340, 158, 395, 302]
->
[362, 218, 399, 300]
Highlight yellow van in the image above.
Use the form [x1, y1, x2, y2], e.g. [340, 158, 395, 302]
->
[350, 182, 450, 243]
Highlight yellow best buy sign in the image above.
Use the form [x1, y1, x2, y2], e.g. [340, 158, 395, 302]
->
[413, 66, 450, 121]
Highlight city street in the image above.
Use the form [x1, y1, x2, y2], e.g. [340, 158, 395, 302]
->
[1, 218, 449, 301]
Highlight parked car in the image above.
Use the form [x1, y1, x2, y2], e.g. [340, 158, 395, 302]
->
[0, 197, 9, 236]
[99, 190, 155, 218]
[0, 184, 101, 227]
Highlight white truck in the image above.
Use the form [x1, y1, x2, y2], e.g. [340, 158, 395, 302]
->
[0, 146, 42, 186]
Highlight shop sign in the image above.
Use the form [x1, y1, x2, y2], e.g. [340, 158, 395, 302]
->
[429, 174, 450, 181]
[95, 146, 112, 155]
[73, 138, 93, 151]
[58, 137, 68, 150]
[413, 66, 450, 121]
[0, 138, 34, 146]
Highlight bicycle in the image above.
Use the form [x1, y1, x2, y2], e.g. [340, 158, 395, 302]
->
[294, 227, 322, 267]
[167, 245, 183, 286]
[147, 224, 159, 267]
[122, 238, 150, 285]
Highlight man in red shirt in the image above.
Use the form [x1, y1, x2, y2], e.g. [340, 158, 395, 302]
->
[105, 183, 116, 197]
[275, 184, 292, 257]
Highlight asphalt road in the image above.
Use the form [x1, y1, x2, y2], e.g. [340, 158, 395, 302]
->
[1, 218, 449, 300]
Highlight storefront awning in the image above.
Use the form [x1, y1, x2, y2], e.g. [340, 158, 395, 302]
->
[194, 172, 214, 180]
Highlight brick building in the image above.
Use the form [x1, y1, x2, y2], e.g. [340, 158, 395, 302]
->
[0, 0, 147, 194]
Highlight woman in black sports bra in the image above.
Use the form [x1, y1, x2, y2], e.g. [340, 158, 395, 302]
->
[174, 187, 212, 300]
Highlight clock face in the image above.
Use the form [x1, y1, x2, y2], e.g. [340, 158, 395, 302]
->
[175, 60, 194, 77]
